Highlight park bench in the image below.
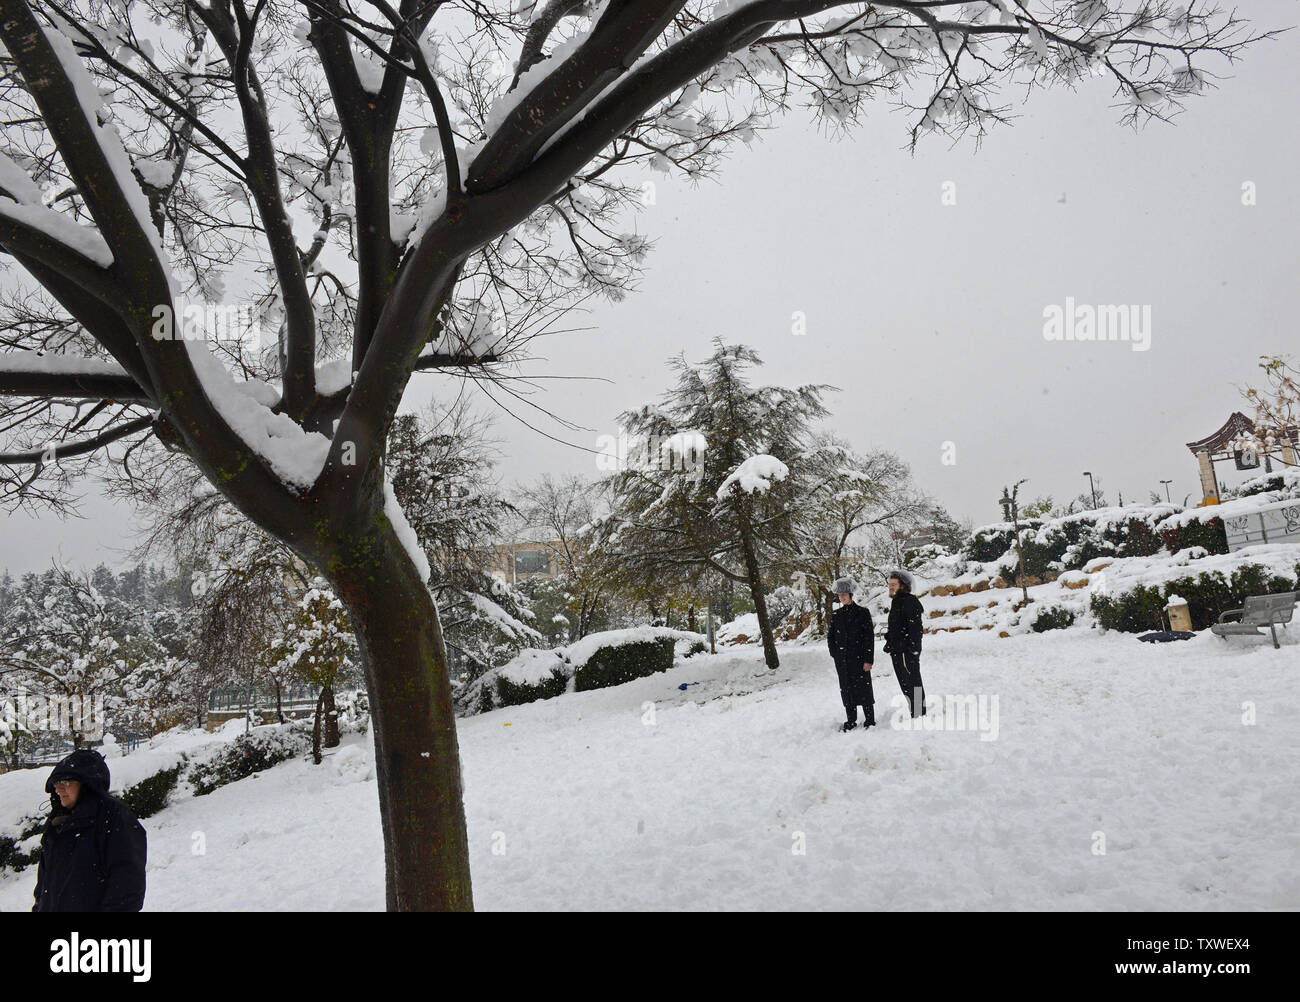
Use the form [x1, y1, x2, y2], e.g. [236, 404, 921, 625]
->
[1210, 592, 1297, 650]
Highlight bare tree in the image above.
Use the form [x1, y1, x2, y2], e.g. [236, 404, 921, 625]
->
[0, 0, 1272, 909]
[516, 474, 608, 640]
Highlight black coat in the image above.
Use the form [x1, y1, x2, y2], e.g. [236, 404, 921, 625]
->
[828, 600, 875, 667]
[32, 749, 147, 913]
[885, 592, 925, 655]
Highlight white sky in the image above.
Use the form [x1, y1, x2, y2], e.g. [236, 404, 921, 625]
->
[3, 2, 1297, 575]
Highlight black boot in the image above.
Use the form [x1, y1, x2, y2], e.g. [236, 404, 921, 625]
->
[840, 720, 858, 733]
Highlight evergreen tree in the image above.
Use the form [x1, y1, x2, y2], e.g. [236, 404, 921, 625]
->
[602, 341, 830, 668]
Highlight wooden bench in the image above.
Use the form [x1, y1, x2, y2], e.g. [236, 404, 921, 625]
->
[1210, 592, 1297, 650]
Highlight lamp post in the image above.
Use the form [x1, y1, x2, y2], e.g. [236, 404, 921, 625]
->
[1082, 471, 1098, 510]
[1159, 479, 1173, 503]
[1000, 481, 1031, 606]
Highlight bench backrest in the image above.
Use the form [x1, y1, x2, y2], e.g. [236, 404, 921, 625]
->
[1241, 592, 1298, 623]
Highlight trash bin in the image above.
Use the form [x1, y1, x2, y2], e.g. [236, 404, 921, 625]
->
[1165, 594, 1193, 632]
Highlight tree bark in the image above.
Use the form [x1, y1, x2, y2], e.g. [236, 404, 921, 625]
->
[323, 684, 339, 748]
[329, 521, 473, 912]
[312, 688, 325, 766]
[736, 508, 779, 669]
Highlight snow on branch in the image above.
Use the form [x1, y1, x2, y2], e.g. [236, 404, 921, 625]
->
[183, 340, 331, 493]
[716, 454, 788, 499]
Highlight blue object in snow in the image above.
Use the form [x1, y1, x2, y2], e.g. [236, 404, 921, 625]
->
[677, 682, 700, 691]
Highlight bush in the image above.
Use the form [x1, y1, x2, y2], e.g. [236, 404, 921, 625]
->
[494, 667, 569, 709]
[683, 640, 708, 658]
[1000, 525, 1068, 584]
[964, 523, 1027, 563]
[1107, 517, 1163, 557]
[1162, 572, 1234, 630]
[120, 764, 182, 819]
[0, 816, 45, 874]
[1031, 606, 1076, 632]
[1160, 517, 1228, 556]
[188, 726, 312, 797]
[1089, 564, 1298, 633]
[1062, 525, 1117, 570]
[1090, 585, 1166, 633]
[574, 637, 675, 691]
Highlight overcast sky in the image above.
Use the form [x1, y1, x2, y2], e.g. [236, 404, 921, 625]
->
[3, 1, 1297, 575]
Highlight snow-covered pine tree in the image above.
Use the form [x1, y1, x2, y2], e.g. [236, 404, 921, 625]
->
[601, 340, 830, 669]
[268, 579, 360, 762]
[0, 565, 175, 748]
[386, 404, 544, 685]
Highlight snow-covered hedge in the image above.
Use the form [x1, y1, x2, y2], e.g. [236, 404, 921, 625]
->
[1090, 561, 1298, 632]
[965, 504, 1210, 582]
[187, 725, 315, 797]
[457, 627, 707, 714]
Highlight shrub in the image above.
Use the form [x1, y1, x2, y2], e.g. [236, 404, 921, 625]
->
[188, 726, 312, 797]
[1000, 525, 1068, 584]
[1229, 564, 1295, 600]
[574, 637, 675, 691]
[0, 816, 45, 874]
[120, 764, 182, 819]
[1089, 564, 1298, 633]
[683, 640, 708, 658]
[494, 667, 569, 708]
[1031, 606, 1076, 632]
[1107, 517, 1163, 557]
[1090, 585, 1166, 633]
[1062, 525, 1117, 570]
[1160, 517, 1228, 556]
[963, 524, 1019, 563]
[1162, 572, 1233, 630]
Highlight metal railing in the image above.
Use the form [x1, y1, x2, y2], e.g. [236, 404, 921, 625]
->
[208, 684, 322, 713]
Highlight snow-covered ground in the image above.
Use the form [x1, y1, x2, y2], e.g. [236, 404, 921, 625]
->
[3, 627, 1297, 911]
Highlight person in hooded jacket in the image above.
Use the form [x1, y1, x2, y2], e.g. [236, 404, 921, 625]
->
[884, 570, 926, 717]
[31, 747, 147, 912]
[827, 578, 875, 731]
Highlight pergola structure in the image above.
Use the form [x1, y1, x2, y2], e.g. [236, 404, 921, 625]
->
[1187, 411, 1299, 505]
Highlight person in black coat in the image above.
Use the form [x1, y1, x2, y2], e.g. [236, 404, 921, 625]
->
[885, 570, 926, 717]
[827, 577, 875, 731]
[32, 748, 147, 912]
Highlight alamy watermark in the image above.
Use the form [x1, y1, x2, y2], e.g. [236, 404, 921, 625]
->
[889, 693, 1000, 741]
[595, 427, 706, 478]
[151, 298, 264, 350]
[1043, 297, 1150, 352]
[3, 691, 105, 736]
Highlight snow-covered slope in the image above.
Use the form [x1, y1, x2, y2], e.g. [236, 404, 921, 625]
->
[3, 629, 1297, 910]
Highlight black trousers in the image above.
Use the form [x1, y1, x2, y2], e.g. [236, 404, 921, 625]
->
[835, 660, 875, 724]
[890, 650, 925, 717]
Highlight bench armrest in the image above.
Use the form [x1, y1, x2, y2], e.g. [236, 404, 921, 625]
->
[1217, 607, 1244, 623]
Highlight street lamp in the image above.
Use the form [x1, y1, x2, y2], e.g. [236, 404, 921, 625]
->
[1082, 471, 1098, 509]
[1159, 479, 1173, 503]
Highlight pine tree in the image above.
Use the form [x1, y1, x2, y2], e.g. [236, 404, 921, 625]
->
[602, 340, 830, 668]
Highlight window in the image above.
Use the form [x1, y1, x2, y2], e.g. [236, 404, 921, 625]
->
[514, 550, 551, 575]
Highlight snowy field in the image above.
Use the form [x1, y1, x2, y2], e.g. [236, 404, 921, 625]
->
[3, 627, 1298, 911]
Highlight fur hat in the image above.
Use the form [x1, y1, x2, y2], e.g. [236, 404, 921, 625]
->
[832, 578, 854, 595]
[889, 569, 914, 592]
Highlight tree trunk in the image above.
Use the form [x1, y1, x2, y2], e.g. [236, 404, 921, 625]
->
[329, 522, 473, 912]
[312, 688, 325, 766]
[736, 509, 779, 670]
[274, 679, 284, 724]
[323, 684, 339, 748]
[687, 604, 696, 633]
